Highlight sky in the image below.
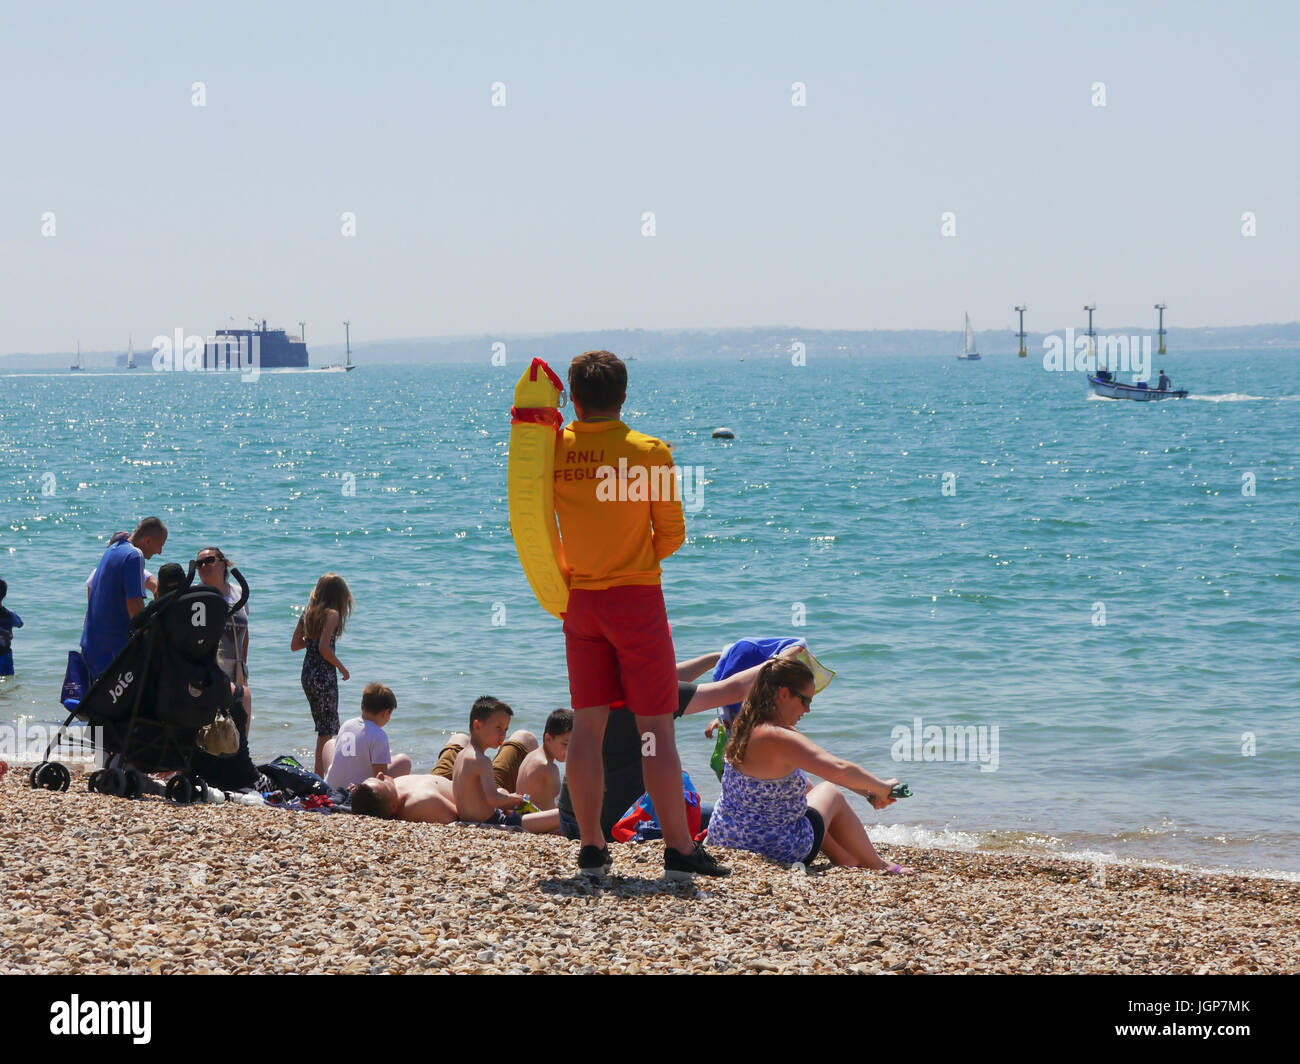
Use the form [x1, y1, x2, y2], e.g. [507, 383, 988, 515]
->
[1, 0, 1296, 354]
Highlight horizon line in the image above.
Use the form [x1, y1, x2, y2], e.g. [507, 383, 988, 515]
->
[7, 318, 1300, 361]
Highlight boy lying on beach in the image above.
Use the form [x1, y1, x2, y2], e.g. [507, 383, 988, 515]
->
[445, 697, 559, 833]
[513, 708, 572, 811]
[350, 771, 459, 823]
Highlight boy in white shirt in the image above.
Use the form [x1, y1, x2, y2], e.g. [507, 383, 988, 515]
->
[325, 682, 412, 791]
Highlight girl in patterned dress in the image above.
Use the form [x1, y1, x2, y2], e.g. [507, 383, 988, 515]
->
[707, 657, 913, 873]
[291, 573, 353, 775]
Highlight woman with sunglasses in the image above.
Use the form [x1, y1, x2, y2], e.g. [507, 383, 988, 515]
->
[196, 546, 249, 686]
[707, 657, 913, 873]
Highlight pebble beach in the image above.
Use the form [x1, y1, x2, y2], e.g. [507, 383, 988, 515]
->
[3, 780, 1296, 975]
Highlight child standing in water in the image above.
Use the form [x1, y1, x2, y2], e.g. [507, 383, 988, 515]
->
[0, 579, 22, 678]
[291, 573, 353, 775]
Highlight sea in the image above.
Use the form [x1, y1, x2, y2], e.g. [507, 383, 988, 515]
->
[2, 347, 1297, 877]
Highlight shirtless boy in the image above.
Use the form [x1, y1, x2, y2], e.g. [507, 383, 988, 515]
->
[514, 708, 572, 811]
[449, 697, 560, 833]
[350, 771, 458, 822]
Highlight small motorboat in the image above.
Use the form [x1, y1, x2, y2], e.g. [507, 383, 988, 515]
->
[1088, 370, 1187, 401]
[711, 427, 735, 439]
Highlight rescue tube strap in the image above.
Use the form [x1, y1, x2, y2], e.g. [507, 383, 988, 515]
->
[529, 357, 566, 395]
[510, 406, 564, 430]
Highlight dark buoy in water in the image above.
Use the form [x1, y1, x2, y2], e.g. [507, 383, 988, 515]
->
[711, 427, 735, 439]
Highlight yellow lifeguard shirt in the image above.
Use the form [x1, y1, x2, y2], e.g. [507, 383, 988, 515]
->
[553, 419, 685, 590]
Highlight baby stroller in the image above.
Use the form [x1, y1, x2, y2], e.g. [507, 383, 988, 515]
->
[29, 563, 249, 804]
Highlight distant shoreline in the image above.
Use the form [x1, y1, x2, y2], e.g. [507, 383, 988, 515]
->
[6, 323, 1300, 369]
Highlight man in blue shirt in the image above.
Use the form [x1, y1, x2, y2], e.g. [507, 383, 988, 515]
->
[81, 517, 168, 680]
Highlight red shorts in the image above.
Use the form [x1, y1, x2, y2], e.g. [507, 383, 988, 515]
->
[563, 585, 677, 717]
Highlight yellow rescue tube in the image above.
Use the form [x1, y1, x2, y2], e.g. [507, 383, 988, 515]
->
[508, 358, 570, 619]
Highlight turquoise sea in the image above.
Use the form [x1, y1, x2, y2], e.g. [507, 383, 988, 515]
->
[2, 349, 1298, 876]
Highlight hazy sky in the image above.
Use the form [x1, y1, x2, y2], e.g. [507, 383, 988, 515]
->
[2, 0, 1296, 354]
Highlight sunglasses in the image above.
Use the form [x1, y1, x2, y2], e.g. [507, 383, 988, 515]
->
[196, 557, 222, 569]
[795, 692, 813, 708]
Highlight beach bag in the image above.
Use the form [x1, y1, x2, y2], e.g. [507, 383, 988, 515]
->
[195, 705, 240, 756]
[256, 756, 347, 803]
[611, 771, 703, 843]
[60, 650, 91, 711]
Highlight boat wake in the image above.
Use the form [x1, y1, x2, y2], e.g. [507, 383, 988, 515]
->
[1088, 391, 1300, 403]
[1187, 392, 1300, 402]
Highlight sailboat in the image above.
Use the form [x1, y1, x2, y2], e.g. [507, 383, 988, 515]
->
[955, 313, 981, 360]
[70, 341, 84, 372]
[125, 335, 137, 369]
[322, 325, 356, 372]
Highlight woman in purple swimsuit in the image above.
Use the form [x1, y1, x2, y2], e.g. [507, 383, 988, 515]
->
[707, 658, 913, 873]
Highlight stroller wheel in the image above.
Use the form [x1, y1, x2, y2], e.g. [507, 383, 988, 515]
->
[99, 768, 127, 797]
[87, 769, 102, 793]
[165, 774, 195, 805]
[124, 769, 146, 800]
[31, 762, 70, 792]
[192, 777, 210, 803]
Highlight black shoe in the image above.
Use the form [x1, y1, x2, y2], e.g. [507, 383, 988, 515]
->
[577, 844, 612, 879]
[664, 842, 731, 881]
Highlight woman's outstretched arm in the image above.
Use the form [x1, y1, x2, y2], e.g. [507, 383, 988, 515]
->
[767, 727, 899, 809]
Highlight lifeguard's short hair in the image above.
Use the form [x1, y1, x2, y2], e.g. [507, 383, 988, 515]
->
[567, 350, 627, 411]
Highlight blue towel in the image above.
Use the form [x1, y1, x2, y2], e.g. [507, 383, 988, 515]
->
[712, 637, 805, 725]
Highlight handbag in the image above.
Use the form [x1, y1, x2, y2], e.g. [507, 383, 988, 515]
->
[196, 704, 241, 756]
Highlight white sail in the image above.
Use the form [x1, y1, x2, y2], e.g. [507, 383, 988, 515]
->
[964, 313, 975, 356]
[126, 335, 135, 368]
